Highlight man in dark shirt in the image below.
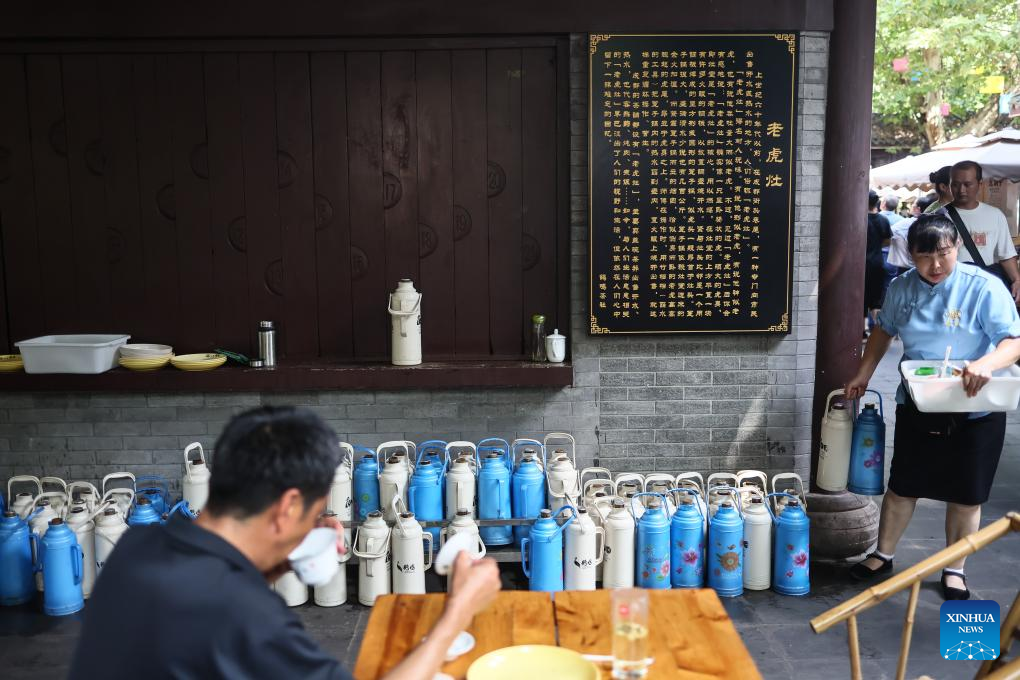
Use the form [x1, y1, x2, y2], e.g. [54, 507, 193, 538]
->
[70, 406, 500, 680]
[865, 189, 892, 334]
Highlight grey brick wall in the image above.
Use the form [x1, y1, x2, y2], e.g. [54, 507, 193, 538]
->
[0, 33, 826, 494]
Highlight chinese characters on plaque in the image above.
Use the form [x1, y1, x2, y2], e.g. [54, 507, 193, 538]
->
[589, 34, 798, 334]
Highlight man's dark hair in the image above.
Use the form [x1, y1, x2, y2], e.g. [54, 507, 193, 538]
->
[951, 159, 983, 182]
[868, 189, 880, 210]
[882, 194, 899, 212]
[929, 165, 952, 188]
[204, 406, 341, 519]
[916, 194, 937, 212]
[908, 212, 959, 254]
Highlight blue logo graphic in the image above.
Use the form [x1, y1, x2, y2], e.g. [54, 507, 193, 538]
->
[940, 600, 1000, 660]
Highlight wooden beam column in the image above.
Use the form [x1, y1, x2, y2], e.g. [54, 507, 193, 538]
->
[811, 0, 878, 487]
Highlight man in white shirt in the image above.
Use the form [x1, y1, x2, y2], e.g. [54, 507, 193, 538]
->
[949, 160, 1020, 302]
[880, 194, 905, 225]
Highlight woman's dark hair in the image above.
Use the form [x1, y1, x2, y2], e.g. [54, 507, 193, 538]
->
[204, 406, 341, 519]
[907, 212, 959, 254]
[868, 189, 880, 210]
[916, 194, 937, 212]
[929, 165, 952, 189]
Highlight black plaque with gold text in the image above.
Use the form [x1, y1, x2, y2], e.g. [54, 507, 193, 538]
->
[589, 33, 798, 334]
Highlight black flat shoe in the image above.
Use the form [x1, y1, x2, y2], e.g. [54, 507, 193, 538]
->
[941, 571, 970, 600]
[849, 552, 893, 581]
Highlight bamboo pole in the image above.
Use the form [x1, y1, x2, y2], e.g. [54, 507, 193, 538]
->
[978, 591, 1020, 679]
[812, 513, 1020, 634]
[983, 656, 1020, 680]
[895, 581, 921, 680]
[848, 614, 862, 680]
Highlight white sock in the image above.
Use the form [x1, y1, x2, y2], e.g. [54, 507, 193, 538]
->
[874, 550, 894, 561]
[944, 568, 965, 577]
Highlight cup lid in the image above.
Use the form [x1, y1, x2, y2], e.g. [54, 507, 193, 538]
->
[547, 328, 565, 339]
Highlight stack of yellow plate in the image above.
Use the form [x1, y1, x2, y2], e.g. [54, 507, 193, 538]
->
[0, 354, 25, 372]
[171, 353, 227, 371]
[119, 355, 173, 371]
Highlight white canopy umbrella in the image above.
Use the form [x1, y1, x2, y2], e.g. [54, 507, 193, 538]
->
[870, 128, 1020, 188]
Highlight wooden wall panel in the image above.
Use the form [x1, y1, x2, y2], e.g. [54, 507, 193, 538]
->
[238, 53, 285, 351]
[310, 52, 354, 359]
[486, 49, 525, 357]
[1, 40, 566, 362]
[416, 50, 456, 358]
[450, 50, 490, 357]
[205, 53, 253, 356]
[25, 56, 77, 336]
[346, 52, 387, 360]
[98, 55, 146, 335]
[62, 55, 112, 333]
[132, 55, 180, 345]
[0, 56, 40, 347]
[275, 52, 320, 357]
[381, 52, 420, 301]
[521, 48, 558, 336]
[167, 54, 215, 353]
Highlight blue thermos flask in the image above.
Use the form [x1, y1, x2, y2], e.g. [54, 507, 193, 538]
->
[707, 498, 744, 598]
[521, 506, 576, 592]
[353, 447, 381, 520]
[633, 492, 671, 589]
[478, 451, 513, 546]
[408, 458, 445, 544]
[770, 493, 811, 596]
[670, 491, 706, 588]
[511, 449, 546, 546]
[38, 518, 84, 616]
[0, 510, 36, 605]
[848, 390, 885, 496]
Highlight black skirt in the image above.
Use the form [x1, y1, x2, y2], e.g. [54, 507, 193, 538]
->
[889, 395, 1006, 505]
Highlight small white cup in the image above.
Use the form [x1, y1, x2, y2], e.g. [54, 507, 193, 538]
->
[545, 329, 566, 363]
[289, 527, 340, 586]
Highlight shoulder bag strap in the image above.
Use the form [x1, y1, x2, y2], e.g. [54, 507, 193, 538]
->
[944, 205, 987, 267]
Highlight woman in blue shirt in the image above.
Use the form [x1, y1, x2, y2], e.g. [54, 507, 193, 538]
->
[845, 213, 1020, 600]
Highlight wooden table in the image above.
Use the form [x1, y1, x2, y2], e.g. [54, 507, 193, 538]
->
[353, 590, 762, 679]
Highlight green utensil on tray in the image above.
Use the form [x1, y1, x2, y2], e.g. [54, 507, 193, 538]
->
[214, 348, 250, 365]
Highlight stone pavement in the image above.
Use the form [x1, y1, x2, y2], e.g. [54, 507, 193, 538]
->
[1, 339, 1017, 679]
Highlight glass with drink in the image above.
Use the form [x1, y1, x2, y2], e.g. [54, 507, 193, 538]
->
[611, 588, 650, 679]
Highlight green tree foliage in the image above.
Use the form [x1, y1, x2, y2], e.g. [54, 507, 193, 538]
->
[873, 0, 1019, 150]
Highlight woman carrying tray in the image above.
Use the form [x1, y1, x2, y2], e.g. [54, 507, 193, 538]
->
[844, 212, 1020, 599]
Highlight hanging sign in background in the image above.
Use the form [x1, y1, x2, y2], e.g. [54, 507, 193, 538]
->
[589, 33, 799, 334]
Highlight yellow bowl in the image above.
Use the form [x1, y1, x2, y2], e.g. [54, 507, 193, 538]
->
[467, 646, 599, 680]
[0, 354, 25, 372]
[119, 355, 172, 371]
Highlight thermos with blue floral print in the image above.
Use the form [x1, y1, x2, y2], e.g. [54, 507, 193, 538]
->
[848, 390, 885, 496]
[633, 492, 671, 589]
[707, 499, 744, 598]
[670, 492, 705, 588]
[771, 494, 810, 596]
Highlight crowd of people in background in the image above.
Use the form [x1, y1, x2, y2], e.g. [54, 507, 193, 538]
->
[864, 160, 1019, 337]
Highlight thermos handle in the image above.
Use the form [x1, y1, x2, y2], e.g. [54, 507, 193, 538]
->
[29, 532, 39, 572]
[387, 293, 422, 316]
[184, 443, 206, 481]
[8, 475, 43, 503]
[864, 388, 884, 417]
[554, 505, 577, 535]
[496, 479, 507, 518]
[71, 544, 83, 586]
[766, 492, 796, 524]
[543, 432, 576, 469]
[594, 526, 606, 566]
[824, 389, 845, 420]
[475, 536, 487, 559]
[422, 533, 433, 571]
[520, 537, 531, 578]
